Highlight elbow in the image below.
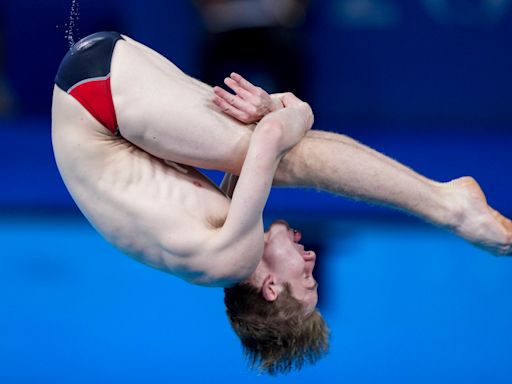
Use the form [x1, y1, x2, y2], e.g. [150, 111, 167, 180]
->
[191, 265, 254, 288]
[201, 245, 263, 288]
[193, 228, 264, 287]
[208, 257, 259, 287]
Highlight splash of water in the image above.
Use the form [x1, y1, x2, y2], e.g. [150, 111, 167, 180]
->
[64, 0, 80, 49]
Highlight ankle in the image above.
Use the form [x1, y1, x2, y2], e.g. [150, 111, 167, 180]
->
[436, 177, 483, 231]
[431, 180, 468, 230]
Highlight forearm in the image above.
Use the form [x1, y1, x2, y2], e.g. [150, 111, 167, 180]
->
[274, 130, 455, 228]
[222, 122, 281, 237]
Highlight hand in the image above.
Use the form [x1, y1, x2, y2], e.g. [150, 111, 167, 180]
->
[257, 92, 314, 156]
[213, 73, 282, 124]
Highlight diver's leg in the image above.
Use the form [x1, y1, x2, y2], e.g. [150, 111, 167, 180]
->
[110, 35, 253, 174]
[275, 130, 450, 222]
[275, 130, 512, 256]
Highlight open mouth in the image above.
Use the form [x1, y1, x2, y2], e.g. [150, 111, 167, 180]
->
[293, 228, 302, 242]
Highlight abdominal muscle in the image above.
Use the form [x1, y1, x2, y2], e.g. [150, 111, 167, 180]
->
[52, 86, 230, 281]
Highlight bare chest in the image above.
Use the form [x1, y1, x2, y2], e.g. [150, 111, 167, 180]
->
[56, 136, 230, 262]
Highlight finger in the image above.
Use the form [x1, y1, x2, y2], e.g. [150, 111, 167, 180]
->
[213, 95, 250, 123]
[230, 72, 261, 94]
[213, 86, 240, 106]
[282, 92, 304, 107]
[214, 86, 254, 113]
[224, 77, 254, 101]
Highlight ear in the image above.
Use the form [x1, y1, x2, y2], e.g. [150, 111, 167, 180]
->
[261, 274, 281, 302]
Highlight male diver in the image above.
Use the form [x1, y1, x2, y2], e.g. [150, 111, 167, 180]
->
[52, 32, 512, 374]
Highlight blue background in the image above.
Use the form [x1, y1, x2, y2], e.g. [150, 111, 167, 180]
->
[0, 1, 511, 383]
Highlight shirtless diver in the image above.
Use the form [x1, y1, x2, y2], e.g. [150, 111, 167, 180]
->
[51, 32, 512, 375]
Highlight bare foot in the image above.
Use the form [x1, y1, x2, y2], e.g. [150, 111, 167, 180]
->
[445, 177, 512, 256]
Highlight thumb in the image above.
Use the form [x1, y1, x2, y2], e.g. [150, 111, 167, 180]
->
[281, 92, 304, 108]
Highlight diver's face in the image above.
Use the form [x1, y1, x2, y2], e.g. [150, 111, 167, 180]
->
[262, 220, 318, 311]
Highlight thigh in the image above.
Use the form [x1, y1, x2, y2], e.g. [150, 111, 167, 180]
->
[110, 36, 253, 174]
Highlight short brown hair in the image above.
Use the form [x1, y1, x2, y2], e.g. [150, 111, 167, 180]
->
[224, 282, 329, 375]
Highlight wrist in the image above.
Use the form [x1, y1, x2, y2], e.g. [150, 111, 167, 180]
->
[253, 119, 286, 160]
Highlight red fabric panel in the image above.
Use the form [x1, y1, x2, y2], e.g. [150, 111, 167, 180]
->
[69, 77, 118, 134]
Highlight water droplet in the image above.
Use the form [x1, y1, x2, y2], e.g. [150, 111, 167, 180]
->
[65, 0, 81, 49]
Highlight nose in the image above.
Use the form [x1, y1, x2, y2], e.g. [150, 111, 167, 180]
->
[272, 219, 290, 230]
